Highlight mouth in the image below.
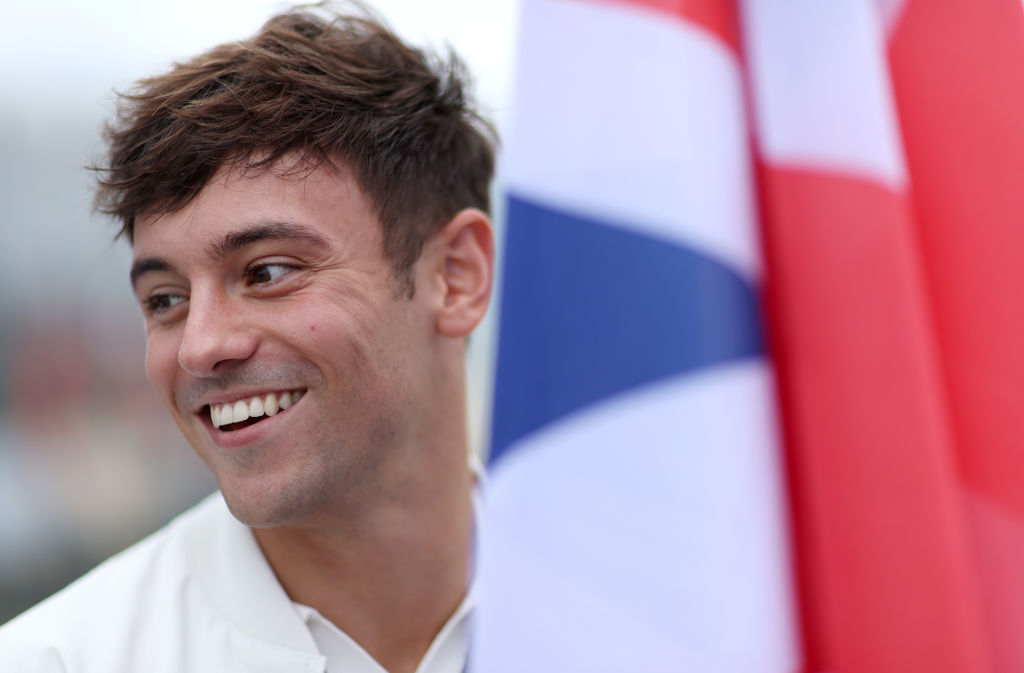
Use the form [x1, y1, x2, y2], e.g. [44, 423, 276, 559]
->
[205, 389, 307, 432]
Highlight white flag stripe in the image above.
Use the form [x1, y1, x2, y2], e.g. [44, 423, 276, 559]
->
[741, 0, 907, 189]
[873, 0, 910, 36]
[476, 361, 800, 672]
[477, 519, 722, 671]
[506, 0, 761, 279]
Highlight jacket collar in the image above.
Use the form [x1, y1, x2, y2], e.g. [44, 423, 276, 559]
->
[182, 493, 321, 655]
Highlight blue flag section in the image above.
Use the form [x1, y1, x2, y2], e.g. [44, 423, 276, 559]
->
[490, 195, 764, 464]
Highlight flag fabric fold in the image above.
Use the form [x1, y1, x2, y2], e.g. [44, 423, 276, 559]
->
[474, 1, 798, 671]
[473, 1, 1024, 671]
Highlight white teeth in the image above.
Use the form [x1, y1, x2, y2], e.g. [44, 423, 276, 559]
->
[249, 396, 264, 418]
[210, 390, 304, 429]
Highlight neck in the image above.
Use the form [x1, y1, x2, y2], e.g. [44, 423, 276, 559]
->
[254, 451, 474, 673]
[256, 339, 475, 673]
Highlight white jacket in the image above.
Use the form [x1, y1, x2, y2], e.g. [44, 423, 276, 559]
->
[0, 493, 471, 673]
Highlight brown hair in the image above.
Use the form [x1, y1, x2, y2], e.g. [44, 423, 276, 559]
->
[94, 3, 496, 288]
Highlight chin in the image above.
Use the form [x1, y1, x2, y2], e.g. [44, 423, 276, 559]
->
[217, 472, 327, 529]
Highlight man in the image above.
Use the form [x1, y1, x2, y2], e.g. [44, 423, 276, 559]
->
[0, 5, 495, 673]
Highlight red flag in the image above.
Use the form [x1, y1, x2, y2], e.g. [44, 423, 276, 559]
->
[744, 0, 1024, 670]
[889, 1, 1024, 670]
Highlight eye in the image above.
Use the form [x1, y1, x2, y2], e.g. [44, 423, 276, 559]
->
[144, 293, 187, 316]
[245, 263, 295, 286]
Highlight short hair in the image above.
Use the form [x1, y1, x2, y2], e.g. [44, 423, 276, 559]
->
[94, 4, 496, 289]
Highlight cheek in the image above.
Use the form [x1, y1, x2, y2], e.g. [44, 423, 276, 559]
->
[283, 306, 389, 393]
[144, 331, 181, 399]
[287, 289, 380, 350]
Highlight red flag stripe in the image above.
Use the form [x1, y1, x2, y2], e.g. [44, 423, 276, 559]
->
[888, 0, 1024, 669]
[579, 0, 742, 57]
[888, 0, 1024, 520]
[964, 489, 1024, 673]
[756, 166, 990, 673]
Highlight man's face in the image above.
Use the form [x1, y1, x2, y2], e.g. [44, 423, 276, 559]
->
[131, 163, 438, 528]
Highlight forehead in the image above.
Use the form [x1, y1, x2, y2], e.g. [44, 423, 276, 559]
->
[132, 161, 380, 263]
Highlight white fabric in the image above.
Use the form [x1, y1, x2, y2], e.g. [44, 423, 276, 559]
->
[505, 0, 760, 279]
[474, 361, 798, 672]
[873, 0, 910, 35]
[295, 587, 473, 673]
[0, 493, 471, 673]
[741, 0, 906, 189]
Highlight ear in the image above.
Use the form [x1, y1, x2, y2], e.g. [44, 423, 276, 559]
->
[433, 208, 494, 338]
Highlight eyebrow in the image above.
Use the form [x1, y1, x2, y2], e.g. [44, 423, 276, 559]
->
[204, 220, 330, 262]
[130, 220, 330, 292]
[130, 257, 178, 290]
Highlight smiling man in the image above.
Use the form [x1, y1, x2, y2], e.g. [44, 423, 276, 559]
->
[0, 6, 495, 673]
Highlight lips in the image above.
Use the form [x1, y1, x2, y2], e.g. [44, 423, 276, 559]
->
[207, 389, 306, 431]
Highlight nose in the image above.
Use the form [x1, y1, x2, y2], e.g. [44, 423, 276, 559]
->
[177, 289, 258, 377]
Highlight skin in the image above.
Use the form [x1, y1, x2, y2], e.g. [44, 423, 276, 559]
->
[131, 160, 494, 673]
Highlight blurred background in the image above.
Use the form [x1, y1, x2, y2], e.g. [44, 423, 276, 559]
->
[0, 0, 516, 623]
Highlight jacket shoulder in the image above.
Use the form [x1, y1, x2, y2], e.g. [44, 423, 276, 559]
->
[0, 494, 223, 671]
